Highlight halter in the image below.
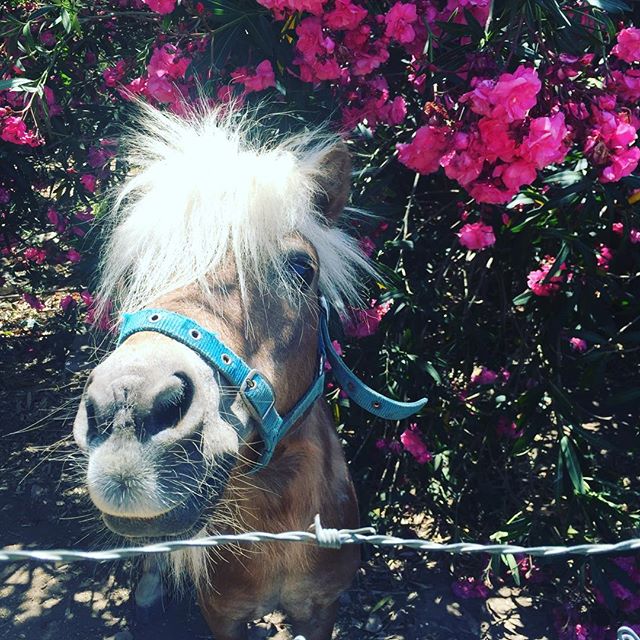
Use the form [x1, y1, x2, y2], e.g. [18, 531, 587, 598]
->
[117, 297, 427, 470]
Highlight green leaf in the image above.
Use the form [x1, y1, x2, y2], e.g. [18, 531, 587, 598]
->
[539, 0, 572, 25]
[586, 0, 632, 13]
[370, 595, 394, 614]
[423, 361, 441, 385]
[607, 387, 640, 407]
[60, 8, 71, 32]
[542, 242, 570, 284]
[0, 78, 35, 91]
[543, 170, 585, 187]
[501, 553, 521, 587]
[512, 290, 533, 306]
[560, 436, 586, 495]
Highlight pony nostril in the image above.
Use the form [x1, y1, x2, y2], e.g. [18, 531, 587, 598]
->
[85, 399, 110, 448]
[143, 373, 194, 438]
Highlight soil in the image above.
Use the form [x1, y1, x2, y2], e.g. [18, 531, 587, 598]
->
[0, 296, 553, 640]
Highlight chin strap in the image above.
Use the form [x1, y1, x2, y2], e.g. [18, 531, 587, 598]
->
[118, 297, 428, 471]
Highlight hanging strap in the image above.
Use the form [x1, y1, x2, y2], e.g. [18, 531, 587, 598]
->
[118, 298, 427, 470]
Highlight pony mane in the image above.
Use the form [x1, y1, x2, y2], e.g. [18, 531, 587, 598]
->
[97, 103, 374, 316]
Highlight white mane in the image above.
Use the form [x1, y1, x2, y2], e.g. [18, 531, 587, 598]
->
[97, 104, 374, 316]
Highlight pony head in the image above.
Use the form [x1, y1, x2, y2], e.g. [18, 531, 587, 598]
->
[72, 105, 373, 540]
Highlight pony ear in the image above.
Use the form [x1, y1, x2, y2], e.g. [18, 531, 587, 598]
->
[314, 141, 351, 224]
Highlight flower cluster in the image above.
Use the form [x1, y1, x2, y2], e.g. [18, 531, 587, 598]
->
[257, 0, 490, 129]
[376, 423, 432, 465]
[397, 66, 572, 204]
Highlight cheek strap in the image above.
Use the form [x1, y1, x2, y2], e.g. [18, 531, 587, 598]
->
[118, 297, 427, 471]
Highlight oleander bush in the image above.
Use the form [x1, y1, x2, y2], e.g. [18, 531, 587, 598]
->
[2, 0, 640, 636]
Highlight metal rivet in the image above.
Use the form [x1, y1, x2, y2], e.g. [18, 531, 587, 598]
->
[149, 313, 160, 322]
[190, 329, 201, 340]
[372, 401, 381, 409]
[221, 354, 231, 365]
[245, 379, 256, 389]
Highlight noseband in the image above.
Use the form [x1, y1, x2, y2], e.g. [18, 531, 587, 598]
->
[117, 297, 427, 470]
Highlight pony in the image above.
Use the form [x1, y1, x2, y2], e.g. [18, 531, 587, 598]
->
[71, 104, 422, 640]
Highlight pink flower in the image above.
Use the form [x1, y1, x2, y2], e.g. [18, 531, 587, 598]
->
[142, 0, 176, 14]
[462, 66, 541, 123]
[630, 228, 640, 244]
[458, 222, 496, 251]
[385, 96, 407, 125]
[492, 66, 542, 122]
[384, 2, 418, 44]
[80, 290, 94, 306]
[527, 255, 568, 297]
[66, 248, 82, 263]
[397, 124, 452, 175]
[43, 86, 63, 117]
[295, 17, 342, 82]
[596, 244, 612, 270]
[610, 69, 640, 102]
[60, 295, 77, 312]
[23, 293, 44, 311]
[471, 367, 499, 385]
[87, 145, 114, 169]
[601, 146, 640, 183]
[478, 118, 516, 162]
[350, 42, 390, 77]
[24, 247, 47, 264]
[612, 27, 640, 63]
[325, 0, 367, 30]
[569, 337, 587, 353]
[80, 174, 97, 192]
[47, 207, 66, 233]
[145, 44, 191, 104]
[1, 116, 42, 147]
[0, 187, 11, 204]
[451, 577, 489, 600]
[103, 60, 127, 88]
[467, 181, 512, 205]
[496, 416, 523, 439]
[375, 438, 387, 450]
[441, 132, 485, 186]
[400, 424, 432, 464]
[522, 113, 569, 169]
[40, 30, 56, 47]
[496, 160, 537, 192]
[324, 339, 343, 372]
[258, 0, 326, 15]
[343, 299, 392, 338]
[613, 221, 624, 235]
[231, 60, 276, 93]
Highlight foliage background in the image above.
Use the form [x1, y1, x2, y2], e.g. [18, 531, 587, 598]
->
[1, 0, 640, 637]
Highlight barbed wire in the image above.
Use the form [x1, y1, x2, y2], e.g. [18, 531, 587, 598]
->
[2, 515, 640, 564]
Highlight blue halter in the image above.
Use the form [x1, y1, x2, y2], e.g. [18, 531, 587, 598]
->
[117, 297, 427, 470]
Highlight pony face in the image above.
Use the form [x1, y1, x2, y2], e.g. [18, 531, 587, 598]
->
[73, 237, 322, 538]
[71, 106, 374, 539]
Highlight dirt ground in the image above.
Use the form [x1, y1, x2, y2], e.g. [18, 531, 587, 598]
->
[0, 297, 554, 640]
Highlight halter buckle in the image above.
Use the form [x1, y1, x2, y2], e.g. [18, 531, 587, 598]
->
[239, 369, 275, 423]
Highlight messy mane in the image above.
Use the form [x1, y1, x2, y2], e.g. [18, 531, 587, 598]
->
[97, 103, 374, 315]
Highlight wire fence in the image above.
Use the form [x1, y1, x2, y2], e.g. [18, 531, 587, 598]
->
[3, 515, 640, 639]
[2, 514, 640, 563]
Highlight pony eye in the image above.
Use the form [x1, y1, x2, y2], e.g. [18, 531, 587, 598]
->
[286, 253, 315, 287]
